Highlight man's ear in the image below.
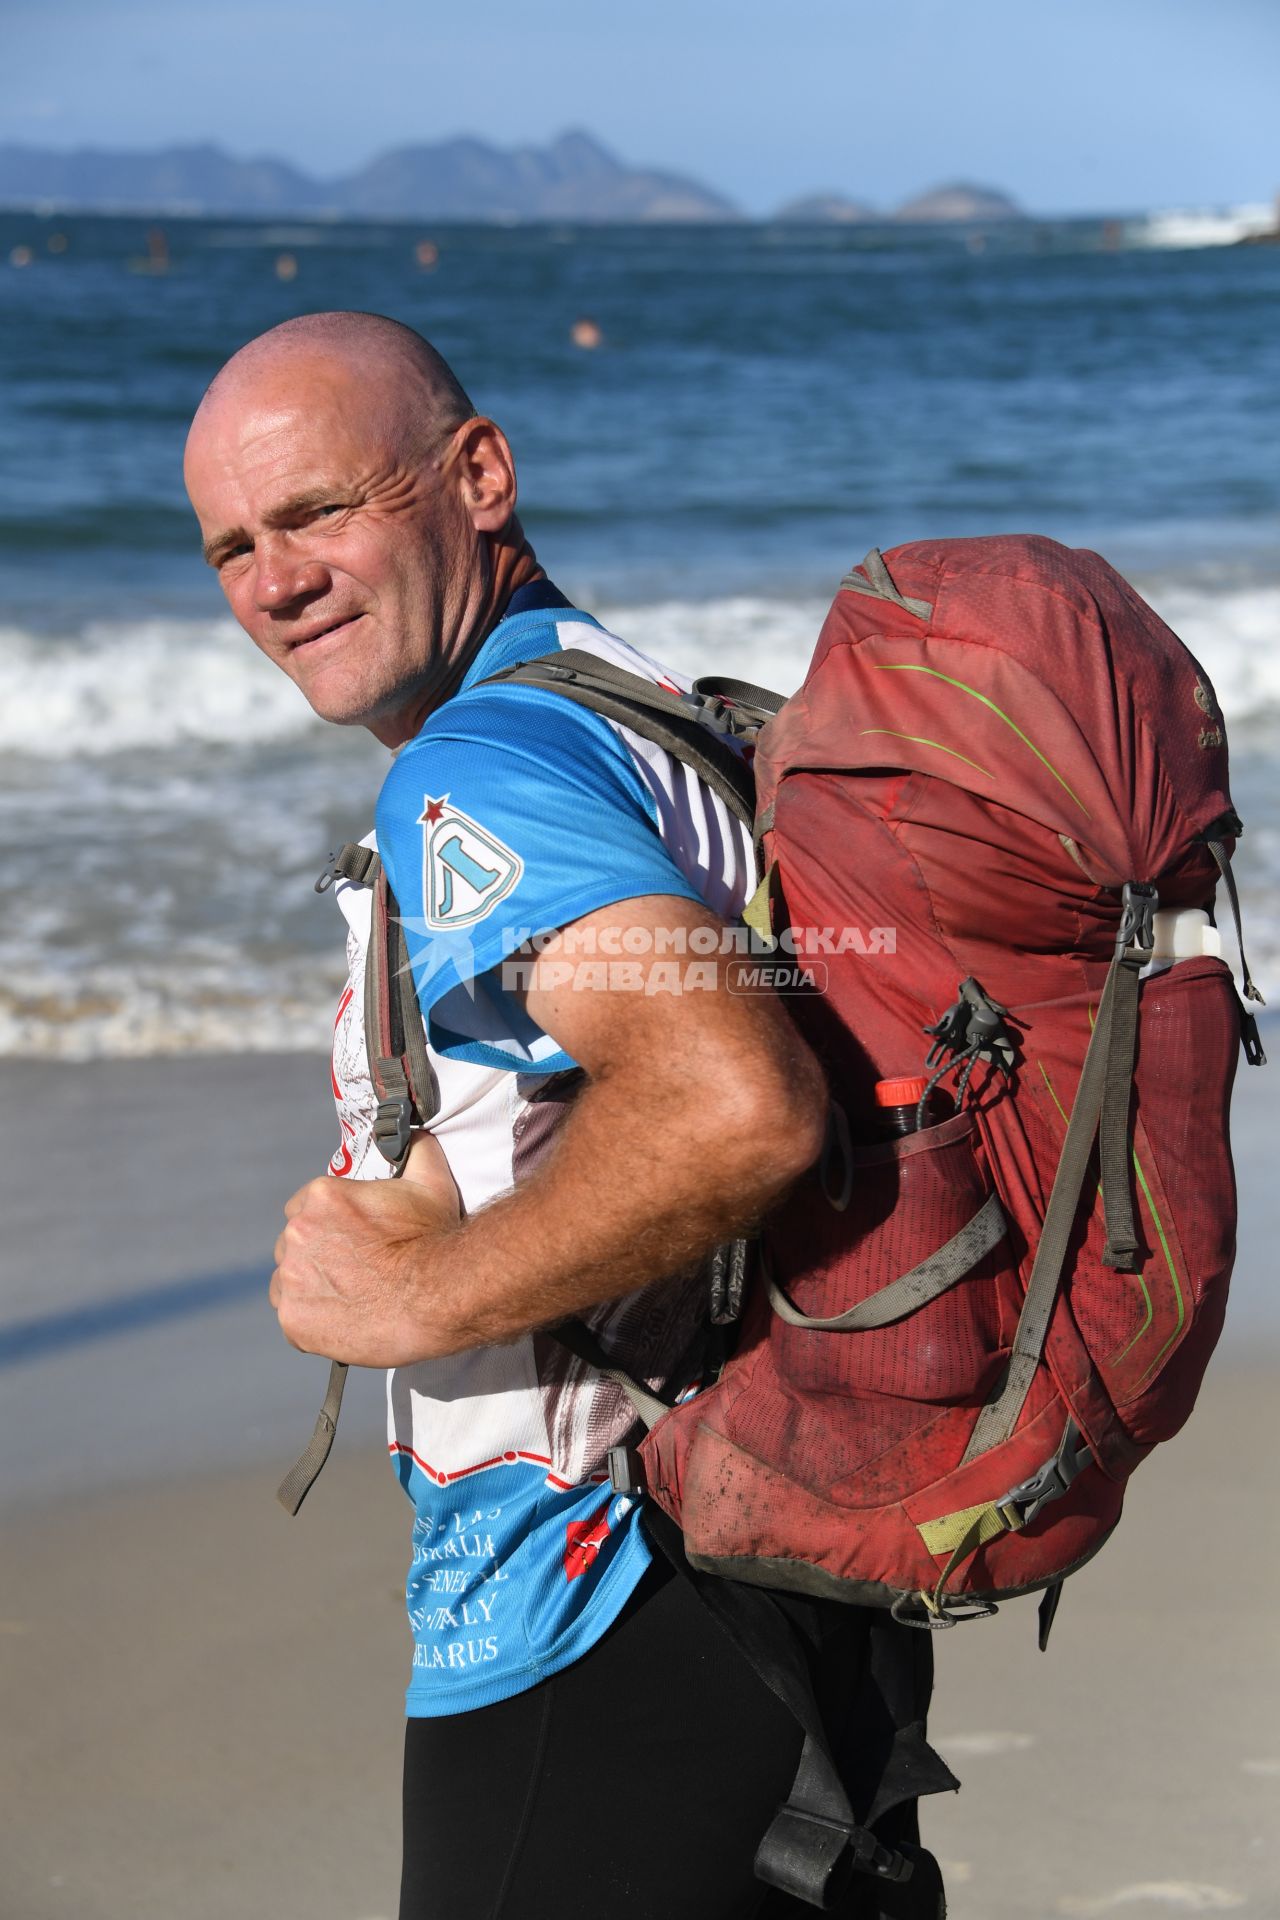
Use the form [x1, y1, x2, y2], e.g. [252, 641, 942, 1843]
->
[450, 418, 517, 532]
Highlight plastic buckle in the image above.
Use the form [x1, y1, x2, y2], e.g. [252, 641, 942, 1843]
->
[844, 1824, 915, 1885]
[998, 1464, 1068, 1530]
[998, 1437, 1088, 1529]
[316, 844, 377, 893]
[696, 695, 752, 740]
[607, 1444, 644, 1495]
[373, 1097, 414, 1166]
[1117, 880, 1159, 963]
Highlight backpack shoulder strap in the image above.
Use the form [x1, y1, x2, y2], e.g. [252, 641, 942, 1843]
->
[365, 859, 440, 1170]
[691, 674, 787, 725]
[317, 841, 440, 1168]
[480, 648, 764, 835]
[279, 841, 441, 1518]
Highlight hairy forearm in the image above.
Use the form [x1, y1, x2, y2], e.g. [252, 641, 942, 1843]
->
[412, 1069, 799, 1353]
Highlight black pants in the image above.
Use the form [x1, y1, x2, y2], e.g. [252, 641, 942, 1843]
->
[400, 1553, 942, 1920]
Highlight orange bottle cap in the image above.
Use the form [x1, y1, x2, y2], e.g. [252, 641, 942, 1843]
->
[874, 1076, 928, 1106]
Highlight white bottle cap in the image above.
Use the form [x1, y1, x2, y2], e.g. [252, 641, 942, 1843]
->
[1149, 908, 1223, 961]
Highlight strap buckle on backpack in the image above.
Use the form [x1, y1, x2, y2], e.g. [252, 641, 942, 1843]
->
[315, 842, 381, 894]
[373, 1095, 415, 1167]
[996, 1422, 1092, 1531]
[1116, 880, 1158, 963]
[901, 1422, 1092, 1629]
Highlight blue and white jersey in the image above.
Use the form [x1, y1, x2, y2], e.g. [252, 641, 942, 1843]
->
[327, 583, 755, 1716]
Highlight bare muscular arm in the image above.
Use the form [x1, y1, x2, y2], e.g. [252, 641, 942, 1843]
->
[269, 894, 826, 1365]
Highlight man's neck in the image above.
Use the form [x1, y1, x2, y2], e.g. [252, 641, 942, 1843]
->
[371, 522, 545, 750]
[482, 524, 545, 634]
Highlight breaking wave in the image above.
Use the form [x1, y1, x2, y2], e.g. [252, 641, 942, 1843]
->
[0, 615, 318, 757]
[4, 578, 1279, 762]
[2, 570, 1276, 1058]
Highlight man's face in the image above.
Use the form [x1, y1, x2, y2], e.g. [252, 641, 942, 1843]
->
[184, 357, 477, 733]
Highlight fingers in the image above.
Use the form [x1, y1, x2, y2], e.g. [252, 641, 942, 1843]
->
[268, 1265, 312, 1353]
[283, 1182, 316, 1221]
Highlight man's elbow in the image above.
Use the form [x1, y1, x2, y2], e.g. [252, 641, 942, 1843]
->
[763, 1041, 829, 1186]
[713, 1030, 828, 1200]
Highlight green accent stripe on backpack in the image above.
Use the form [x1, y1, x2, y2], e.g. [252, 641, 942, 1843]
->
[858, 729, 994, 779]
[872, 663, 1091, 819]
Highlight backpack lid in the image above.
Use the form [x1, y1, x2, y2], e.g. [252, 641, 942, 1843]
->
[755, 536, 1236, 891]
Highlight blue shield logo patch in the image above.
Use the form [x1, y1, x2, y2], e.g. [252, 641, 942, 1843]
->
[419, 795, 523, 930]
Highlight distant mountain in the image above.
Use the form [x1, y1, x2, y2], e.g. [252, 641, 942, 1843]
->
[773, 193, 877, 224]
[0, 142, 318, 215]
[894, 182, 1024, 223]
[0, 131, 739, 223]
[340, 131, 737, 222]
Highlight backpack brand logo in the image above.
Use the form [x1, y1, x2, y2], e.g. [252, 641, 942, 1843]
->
[419, 795, 524, 929]
[1193, 679, 1223, 750]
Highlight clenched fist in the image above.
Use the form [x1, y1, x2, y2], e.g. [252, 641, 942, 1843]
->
[270, 1132, 463, 1366]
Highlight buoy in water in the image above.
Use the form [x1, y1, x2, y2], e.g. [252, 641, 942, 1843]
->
[570, 316, 603, 350]
[127, 227, 170, 275]
[275, 252, 298, 281]
[9, 245, 33, 268]
[415, 240, 439, 269]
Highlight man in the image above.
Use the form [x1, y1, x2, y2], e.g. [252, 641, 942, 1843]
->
[184, 312, 946, 1919]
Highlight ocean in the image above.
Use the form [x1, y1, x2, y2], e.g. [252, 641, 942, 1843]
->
[2, 210, 1277, 1057]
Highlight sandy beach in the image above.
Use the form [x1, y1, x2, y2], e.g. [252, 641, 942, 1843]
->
[2, 1048, 1277, 1920]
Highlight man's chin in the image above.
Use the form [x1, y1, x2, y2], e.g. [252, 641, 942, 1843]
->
[294, 661, 417, 737]
[304, 687, 383, 729]
[290, 660, 380, 729]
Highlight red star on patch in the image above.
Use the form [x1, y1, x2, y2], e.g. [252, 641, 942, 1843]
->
[419, 797, 447, 825]
[564, 1511, 613, 1582]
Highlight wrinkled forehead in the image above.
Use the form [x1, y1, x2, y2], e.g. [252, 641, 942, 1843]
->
[189, 350, 399, 470]
[189, 370, 425, 545]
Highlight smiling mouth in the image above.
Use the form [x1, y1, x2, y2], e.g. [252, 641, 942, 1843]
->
[289, 613, 366, 652]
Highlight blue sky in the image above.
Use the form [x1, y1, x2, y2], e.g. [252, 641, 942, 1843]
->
[6, 0, 1279, 215]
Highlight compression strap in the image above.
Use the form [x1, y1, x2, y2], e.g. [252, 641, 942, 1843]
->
[962, 886, 1154, 1464]
[766, 1190, 1006, 1332]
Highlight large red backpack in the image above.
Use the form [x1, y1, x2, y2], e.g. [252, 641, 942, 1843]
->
[638, 535, 1263, 1628]
[289, 535, 1263, 1633]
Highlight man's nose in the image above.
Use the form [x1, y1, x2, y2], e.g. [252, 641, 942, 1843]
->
[254, 539, 331, 612]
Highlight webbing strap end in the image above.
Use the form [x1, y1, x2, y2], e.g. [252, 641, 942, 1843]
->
[1242, 1009, 1267, 1067]
[754, 1805, 913, 1909]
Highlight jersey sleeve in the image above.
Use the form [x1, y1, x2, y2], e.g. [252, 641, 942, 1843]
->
[375, 683, 705, 1071]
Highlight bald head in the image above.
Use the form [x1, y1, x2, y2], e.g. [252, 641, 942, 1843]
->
[191, 311, 476, 460]
[184, 312, 530, 746]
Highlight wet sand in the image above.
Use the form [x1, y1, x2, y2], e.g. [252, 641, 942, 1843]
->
[1, 1051, 1276, 1919]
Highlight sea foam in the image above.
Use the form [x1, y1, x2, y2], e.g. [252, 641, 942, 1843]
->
[0, 616, 317, 757]
[4, 578, 1278, 761]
